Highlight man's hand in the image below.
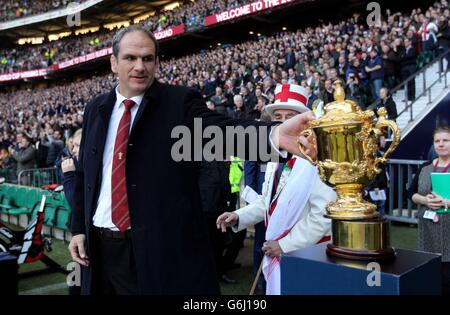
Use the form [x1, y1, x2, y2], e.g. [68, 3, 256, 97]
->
[61, 158, 76, 173]
[262, 240, 283, 258]
[68, 234, 89, 267]
[271, 111, 317, 160]
[216, 212, 239, 232]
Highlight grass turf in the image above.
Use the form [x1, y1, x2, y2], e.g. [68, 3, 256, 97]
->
[12, 222, 417, 295]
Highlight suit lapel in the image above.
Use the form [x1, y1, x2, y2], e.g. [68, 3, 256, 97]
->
[95, 87, 116, 170]
[131, 80, 160, 131]
[98, 88, 117, 129]
[271, 165, 292, 206]
[263, 163, 276, 210]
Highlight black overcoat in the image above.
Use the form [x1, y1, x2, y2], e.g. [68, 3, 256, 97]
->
[71, 81, 274, 294]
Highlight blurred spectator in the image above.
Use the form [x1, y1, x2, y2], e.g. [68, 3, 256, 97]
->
[305, 85, 319, 110]
[381, 44, 399, 89]
[346, 73, 367, 107]
[437, 17, 450, 70]
[400, 37, 418, 101]
[379, 87, 398, 120]
[42, 129, 65, 167]
[246, 96, 267, 120]
[409, 125, 450, 295]
[419, 16, 439, 59]
[9, 133, 36, 185]
[365, 48, 384, 101]
[230, 94, 246, 119]
[210, 87, 228, 115]
[320, 79, 335, 104]
[365, 139, 388, 216]
[0, 0, 85, 22]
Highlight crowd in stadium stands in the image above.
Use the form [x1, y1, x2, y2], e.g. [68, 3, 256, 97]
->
[0, 0, 85, 22]
[0, 31, 113, 73]
[142, 0, 255, 32]
[0, 0, 254, 74]
[0, 0, 449, 177]
[0, 74, 115, 176]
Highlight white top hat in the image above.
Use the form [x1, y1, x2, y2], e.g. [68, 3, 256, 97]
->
[264, 83, 309, 116]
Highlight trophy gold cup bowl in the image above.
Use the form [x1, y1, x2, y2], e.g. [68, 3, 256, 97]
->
[300, 80, 401, 260]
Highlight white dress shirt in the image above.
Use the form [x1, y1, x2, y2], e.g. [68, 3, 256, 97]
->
[93, 86, 144, 230]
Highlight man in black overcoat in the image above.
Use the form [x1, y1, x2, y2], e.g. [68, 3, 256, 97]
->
[68, 25, 316, 295]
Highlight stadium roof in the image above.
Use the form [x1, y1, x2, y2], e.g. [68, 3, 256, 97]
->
[0, 0, 172, 40]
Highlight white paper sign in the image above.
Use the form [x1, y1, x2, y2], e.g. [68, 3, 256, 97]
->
[423, 210, 437, 221]
[369, 189, 386, 201]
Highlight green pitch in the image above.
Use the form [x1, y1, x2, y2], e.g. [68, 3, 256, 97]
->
[15, 222, 418, 295]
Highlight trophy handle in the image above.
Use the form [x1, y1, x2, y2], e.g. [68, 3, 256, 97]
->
[298, 128, 318, 165]
[373, 108, 401, 170]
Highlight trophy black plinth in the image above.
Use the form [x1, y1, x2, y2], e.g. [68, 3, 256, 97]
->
[280, 242, 441, 295]
[0, 252, 18, 295]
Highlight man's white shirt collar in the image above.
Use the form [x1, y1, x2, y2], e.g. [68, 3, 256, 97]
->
[115, 85, 145, 108]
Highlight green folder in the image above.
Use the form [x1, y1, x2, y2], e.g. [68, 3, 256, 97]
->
[431, 173, 450, 214]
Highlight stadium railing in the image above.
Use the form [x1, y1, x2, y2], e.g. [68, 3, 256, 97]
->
[367, 48, 450, 122]
[17, 167, 61, 188]
[385, 159, 426, 224]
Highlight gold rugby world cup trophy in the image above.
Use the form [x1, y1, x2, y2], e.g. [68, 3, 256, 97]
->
[300, 80, 400, 260]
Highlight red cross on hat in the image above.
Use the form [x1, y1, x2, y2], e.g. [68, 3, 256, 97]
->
[265, 83, 309, 116]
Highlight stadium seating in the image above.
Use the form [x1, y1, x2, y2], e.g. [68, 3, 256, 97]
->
[0, 184, 72, 230]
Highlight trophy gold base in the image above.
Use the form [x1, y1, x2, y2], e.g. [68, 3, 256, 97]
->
[326, 218, 396, 261]
[325, 203, 378, 220]
[324, 184, 379, 220]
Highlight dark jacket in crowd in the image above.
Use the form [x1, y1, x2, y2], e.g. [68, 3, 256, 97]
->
[230, 108, 247, 119]
[367, 55, 384, 80]
[383, 50, 400, 77]
[44, 136, 64, 167]
[243, 93, 257, 109]
[246, 107, 262, 121]
[285, 51, 296, 70]
[306, 94, 318, 109]
[346, 83, 368, 109]
[12, 145, 36, 175]
[438, 22, 450, 47]
[321, 89, 334, 105]
[400, 45, 417, 68]
[379, 96, 398, 120]
[35, 141, 49, 168]
[244, 160, 265, 195]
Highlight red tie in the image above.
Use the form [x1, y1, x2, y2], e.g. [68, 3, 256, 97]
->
[111, 99, 135, 233]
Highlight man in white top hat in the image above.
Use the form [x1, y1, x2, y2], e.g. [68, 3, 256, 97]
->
[217, 83, 336, 295]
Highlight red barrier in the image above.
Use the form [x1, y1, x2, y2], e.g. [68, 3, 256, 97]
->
[154, 24, 185, 40]
[205, 0, 299, 26]
[0, 24, 186, 83]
